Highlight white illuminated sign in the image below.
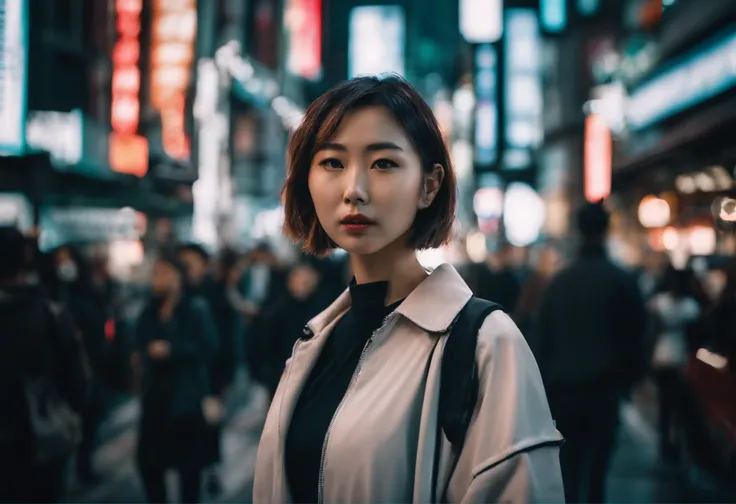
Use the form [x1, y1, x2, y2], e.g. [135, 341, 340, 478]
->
[503, 182, 545, 247]
[627, 30, 736, 131]
[0, 193, 32, 231]
[475, 44, 498, 166]
[26, 110, 83, 166]
[0, 0, 29, 154]
[348, 5, 405, 78]
[460, 0, 502, 44]
[504, 9, 542, 158]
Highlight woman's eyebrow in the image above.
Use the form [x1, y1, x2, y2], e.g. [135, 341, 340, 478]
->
[315, 141, 404, 152]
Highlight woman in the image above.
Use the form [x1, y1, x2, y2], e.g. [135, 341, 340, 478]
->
[254, 76, 563, 503]
[133, 254, 218, 503]
[649, 266, 702, 461]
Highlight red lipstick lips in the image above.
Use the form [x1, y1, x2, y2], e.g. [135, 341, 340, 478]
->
[340, 213, 376, 232]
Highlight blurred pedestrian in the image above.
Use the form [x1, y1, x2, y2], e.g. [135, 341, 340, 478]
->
[648, 266, 701, 462]
[0, 227, 89, 503]
[50, 246, 108, 485]
[258, 258, 331, 398]
[536, 200, 648, 503]
[133, 253, 218, 504]
[178, 243, 235, 496]
[513, 244, 561, 346]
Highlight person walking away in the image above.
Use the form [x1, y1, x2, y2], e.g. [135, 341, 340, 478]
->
[648, 266, 702, 462]
[0, 227, 89, 502]
[133, 254, 218, 503]
[535, 201, 648, 503]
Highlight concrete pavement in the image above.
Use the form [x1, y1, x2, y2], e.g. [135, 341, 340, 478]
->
[62, 384, 269, 504]
[64, 381, 733, 503]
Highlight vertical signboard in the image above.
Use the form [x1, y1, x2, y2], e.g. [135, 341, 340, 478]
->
[285, 0, 322, 80]
[460, 0, 503, 44]
[503, 9, 542, 169]
[150, 0, 197, 161]
[584, 114, 612, 202]
[541, 0, 566, 33]
[348, 6, 405, 78]
[110, 0, 148, 177]
[474, 44, 498, 167]
[0, 0, 29, 155]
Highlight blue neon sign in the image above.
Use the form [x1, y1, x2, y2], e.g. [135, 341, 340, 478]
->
[626, 28, 736, 131]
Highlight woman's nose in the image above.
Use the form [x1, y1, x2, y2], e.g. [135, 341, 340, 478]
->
[343, 166, 370, 205]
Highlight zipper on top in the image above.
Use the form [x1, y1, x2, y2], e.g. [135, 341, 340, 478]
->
[317, 312, 395, 503]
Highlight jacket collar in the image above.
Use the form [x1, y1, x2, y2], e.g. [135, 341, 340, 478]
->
[306, 263, 472, 336]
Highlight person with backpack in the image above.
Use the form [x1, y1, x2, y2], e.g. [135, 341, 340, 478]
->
[0, 227, 89, 503]
[253, 77, 564, 503]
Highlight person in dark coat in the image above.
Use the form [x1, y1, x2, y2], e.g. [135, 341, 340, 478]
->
[178, 244, 238, 497]
[535, 201, 647, 503]
[259, 259, 332, 398]
[133, 253, 218, 504]
[49, 246, 108, 484]
[0, 228, 90, 503]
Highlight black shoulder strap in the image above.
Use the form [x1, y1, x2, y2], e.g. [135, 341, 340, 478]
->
[439, 297, 503, 448]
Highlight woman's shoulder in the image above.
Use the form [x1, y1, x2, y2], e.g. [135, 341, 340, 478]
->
[473, 309, 539, 374]
[475, 309, 526, 349]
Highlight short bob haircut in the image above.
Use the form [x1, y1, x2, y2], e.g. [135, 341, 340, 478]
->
[282, 75, 457, 256]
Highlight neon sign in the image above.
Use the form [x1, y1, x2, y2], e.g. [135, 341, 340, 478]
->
[626, 29, 736, 131]
[150, 0, 196, 161]
[111, 0, 141, 135]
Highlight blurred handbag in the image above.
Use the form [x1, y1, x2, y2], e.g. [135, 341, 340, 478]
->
[25, 376, 82, 466]
[25, 301, 83, 466]
[202, 396, 225, 425]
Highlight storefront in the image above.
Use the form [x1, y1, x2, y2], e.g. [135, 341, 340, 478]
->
[611, 26, 736, 263]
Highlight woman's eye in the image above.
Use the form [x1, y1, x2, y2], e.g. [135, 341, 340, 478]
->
[319, 158, 343, 169]
[372, 159, 398, 170]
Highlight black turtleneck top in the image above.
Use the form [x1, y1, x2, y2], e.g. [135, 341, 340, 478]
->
[284, 281, 403, 504]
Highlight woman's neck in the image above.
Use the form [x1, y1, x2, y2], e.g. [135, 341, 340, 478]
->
[349, 245, 427, 305]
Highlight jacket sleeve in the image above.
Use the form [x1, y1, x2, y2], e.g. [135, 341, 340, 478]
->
[446, 311, 565, 504]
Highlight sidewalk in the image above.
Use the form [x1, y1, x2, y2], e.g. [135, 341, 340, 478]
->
[63, 382, 269, 504]
[610, 382, 735, 503]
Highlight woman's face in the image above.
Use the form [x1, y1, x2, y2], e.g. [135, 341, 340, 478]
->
[308, 106, 441, 256]
[151, 260, 181, 296]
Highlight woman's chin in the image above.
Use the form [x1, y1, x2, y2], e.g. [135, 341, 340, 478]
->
[333, 236, 387, 257]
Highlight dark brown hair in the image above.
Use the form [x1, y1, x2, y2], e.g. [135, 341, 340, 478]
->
[282, 75, 457, 255]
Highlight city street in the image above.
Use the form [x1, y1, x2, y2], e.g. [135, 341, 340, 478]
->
[61, 380, 736, 504]
[62, 381, 269, 504]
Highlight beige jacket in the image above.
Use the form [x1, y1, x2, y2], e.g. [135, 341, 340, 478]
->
[254, 264, 564, 503]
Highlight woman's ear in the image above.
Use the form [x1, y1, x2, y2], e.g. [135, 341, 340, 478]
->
[418, 164, 445, 210]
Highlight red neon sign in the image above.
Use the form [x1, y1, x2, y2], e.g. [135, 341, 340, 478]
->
[584, 114, 612, 203]
[150, 0, 196, 161]
[111, 0, 142, 135]
[286, 0, 322, 80]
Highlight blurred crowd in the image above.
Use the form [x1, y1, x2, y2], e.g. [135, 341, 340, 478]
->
[1, 202, 735, 503]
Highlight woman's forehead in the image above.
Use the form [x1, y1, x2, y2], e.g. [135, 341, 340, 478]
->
[326, 106, 410, 147]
